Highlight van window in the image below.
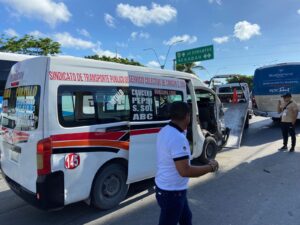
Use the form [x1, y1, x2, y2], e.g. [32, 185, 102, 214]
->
[58, 86, 130, 127]
[153, 89, 183, 120]
[61, 94, 75, 118]
[83, 95, 95, 114]
[195, 90, 215, 103]
[1, 85, 40, 131]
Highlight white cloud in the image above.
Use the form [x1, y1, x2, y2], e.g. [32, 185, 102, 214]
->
[297, 9, 300, 15]
[213, 22, 223, 28]
[208, 0, 222, 5]
[29, 30, 46, 38]
[213, 36, 230, 44]
[104, 13, 116, 28]
[147, 60, 161, 68]
[194, 61, 201, 66]
[116, 42, 128, 48]
[0, 0, 71, 27]
[163, 34, 197, 45]
[234, 21, 261, 41]
[54, 32, 96, 49]
[77, 28, 90, 38]
[159, 55, 166, 61]
[92, 44, 121, 58]
[244, 46, 249, 50]
[130, 31, 150, 40]
[4, 28, 19, 37]
[116, 3, 177, 27]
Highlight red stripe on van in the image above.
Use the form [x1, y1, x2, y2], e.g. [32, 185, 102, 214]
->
[130, 128, 161, 136]
[51, 132, 126, 141]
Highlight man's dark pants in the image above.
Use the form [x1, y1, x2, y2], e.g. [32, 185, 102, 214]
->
[281, 122, 296, 147]
[156, 186, 192, 225]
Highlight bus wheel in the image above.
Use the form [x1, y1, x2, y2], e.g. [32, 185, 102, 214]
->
[92, 163, 129, 210]
[200, 137, 218, 162]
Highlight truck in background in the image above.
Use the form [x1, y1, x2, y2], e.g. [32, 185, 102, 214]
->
[253, 63, 300, 121]
[210, 75, 253, 149]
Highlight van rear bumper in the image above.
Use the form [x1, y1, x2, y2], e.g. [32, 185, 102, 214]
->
[1, 168, 64, 210]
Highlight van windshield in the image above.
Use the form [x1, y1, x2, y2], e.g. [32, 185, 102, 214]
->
[1, 85, 40, 131]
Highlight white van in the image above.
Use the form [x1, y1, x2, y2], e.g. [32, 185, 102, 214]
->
[0, 56, 228, 210]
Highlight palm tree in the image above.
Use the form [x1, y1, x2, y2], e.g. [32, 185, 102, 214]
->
[176, 62, 196, 74]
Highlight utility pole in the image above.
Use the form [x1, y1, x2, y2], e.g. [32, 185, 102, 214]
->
[144, 40, 183, 69]
[173, 59, 176, 70]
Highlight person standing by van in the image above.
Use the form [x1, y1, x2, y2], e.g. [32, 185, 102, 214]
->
[277, 93, 299, 152]
[155, 101, 219, 225]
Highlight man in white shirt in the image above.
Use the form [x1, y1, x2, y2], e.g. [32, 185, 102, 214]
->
[155, 101, 219, 225]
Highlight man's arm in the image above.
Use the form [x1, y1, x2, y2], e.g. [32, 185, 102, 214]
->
[174, 159, 218, 178]
[291, 105, 299, 124]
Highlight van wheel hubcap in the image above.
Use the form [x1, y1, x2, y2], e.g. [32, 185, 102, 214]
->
[206, 144, 215, 158]
[103, 175, 121, 197]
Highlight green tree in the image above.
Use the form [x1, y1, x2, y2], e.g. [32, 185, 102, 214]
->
[226, 75, 254, 90]
[176, 62, 196, 74]
[0, 34, 61, 55]
[85, 55, 143, 66]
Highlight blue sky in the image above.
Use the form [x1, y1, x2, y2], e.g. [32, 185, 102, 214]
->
[0, 0, 300, 81]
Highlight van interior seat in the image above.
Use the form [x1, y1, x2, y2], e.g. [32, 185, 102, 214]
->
[197, 98, 217, 133]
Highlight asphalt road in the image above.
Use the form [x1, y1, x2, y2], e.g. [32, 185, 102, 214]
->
[0, 116, 300, 225]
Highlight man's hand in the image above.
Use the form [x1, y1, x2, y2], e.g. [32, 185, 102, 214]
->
[174, 159, 214, 178]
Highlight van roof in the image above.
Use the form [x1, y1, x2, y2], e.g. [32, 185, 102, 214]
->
[43, 56, 204, 84]
[0, 52, 34, 61]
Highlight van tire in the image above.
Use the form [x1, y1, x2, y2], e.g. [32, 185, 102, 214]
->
[92, 163, 129, 210]
[200, 137, 218, 162]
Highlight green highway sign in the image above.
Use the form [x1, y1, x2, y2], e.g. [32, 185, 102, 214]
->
[176, 45, 214, 64]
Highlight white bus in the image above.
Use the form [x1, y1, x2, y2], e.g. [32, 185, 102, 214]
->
[0, 56, 229, 210]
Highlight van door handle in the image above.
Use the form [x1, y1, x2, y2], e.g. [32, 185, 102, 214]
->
[106, 125, 129, 132]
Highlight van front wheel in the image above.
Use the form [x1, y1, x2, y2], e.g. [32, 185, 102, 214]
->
[199, 137, 218, 163]
[92, 163, 129, 210]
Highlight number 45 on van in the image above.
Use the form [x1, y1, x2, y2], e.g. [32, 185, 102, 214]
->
[65, 153, 80, 169]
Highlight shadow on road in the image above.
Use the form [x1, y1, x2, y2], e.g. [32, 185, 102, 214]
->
[187, 151, 300, 225]
[241, 117, 300, 147]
